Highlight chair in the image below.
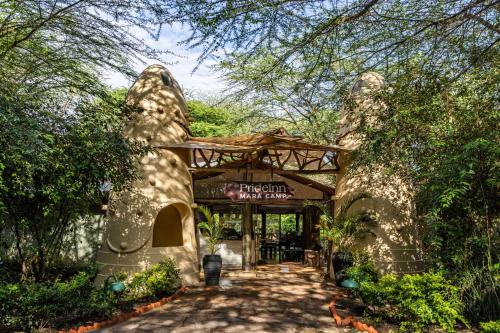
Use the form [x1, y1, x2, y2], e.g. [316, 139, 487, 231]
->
[260, 241, 278, 260]
[281, 248, 303, 262]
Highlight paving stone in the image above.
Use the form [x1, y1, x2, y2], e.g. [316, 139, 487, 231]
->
[138, 323, 162, 331]
[95, 263, 343, 333]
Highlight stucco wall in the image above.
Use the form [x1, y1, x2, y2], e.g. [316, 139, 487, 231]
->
[335, 72, 424, 274]
[198, 233, 243, 269]
[95, 65, 199, 286]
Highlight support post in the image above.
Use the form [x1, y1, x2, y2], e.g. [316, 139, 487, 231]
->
[278, 214, 282, 263]
[295, 212, 300, 235]
[328, 199, 335, 279]
[303, 208, 312, 249]
[302, 211, 306, 248]
[261, 212, 267, 239]
[242, 203, 252, 271]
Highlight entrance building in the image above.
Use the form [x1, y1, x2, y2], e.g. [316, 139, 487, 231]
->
[178, 130, 340, 271]
[95, 65, 424, 285]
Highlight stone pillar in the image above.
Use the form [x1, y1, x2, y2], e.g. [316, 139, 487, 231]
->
[335, 72, 423, 275]
[242, 203, 252, 271]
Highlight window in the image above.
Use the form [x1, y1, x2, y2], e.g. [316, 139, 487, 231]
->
[152, 205, 184, 247]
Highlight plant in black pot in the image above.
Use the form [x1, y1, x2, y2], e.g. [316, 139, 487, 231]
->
[305, 193, 376, 286]
[198, 205, 224, 286]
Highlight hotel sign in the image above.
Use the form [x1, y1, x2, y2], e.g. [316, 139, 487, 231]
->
[224, 182, 295, 201]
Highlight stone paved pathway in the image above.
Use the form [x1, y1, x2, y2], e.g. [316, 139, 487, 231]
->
[97, 264, 355, 333]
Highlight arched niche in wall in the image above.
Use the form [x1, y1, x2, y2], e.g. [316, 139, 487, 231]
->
[152, 204, 184, 247]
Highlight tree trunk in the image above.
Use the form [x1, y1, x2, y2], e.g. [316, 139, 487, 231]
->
[13, 220, 28, 280]
[327, 240, 335, 279]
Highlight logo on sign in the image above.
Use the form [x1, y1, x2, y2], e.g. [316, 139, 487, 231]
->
[224, 182, 295, 201]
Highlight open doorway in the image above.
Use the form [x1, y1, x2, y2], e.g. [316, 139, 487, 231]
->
[254, 210, 304, 264]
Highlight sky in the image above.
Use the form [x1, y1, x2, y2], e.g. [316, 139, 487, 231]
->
[102, 23, 227, 97]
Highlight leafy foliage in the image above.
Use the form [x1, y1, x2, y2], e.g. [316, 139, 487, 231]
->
[0, 1, 175, 282]
[345, 251, 378, 286]
[359, 273, 467, 332]
[217, 53, 341, 143]
[0, 87, 148, 281]
[198, 205, 225, 255]
[187, 100, 237, 137]
[261, 214, 298, 240]
[0, 0, 176, 98]
[306, 193, 376, 252]
[169, 0, 498, 113]
[460, 264, 500, 324]
[125, 258, 181, 300]
[355, 66, 499, 323]
[0, 259, 182, 331]
[0, 266, 119, 332]
[480, 320, 500, 333]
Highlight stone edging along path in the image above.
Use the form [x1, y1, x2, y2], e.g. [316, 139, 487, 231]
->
[329, 297, 378, 333]
[58, 286, 188, 333]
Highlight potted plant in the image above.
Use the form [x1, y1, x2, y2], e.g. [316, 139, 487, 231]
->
[198, 205, 224, 286]
[305, 193, 376, 285]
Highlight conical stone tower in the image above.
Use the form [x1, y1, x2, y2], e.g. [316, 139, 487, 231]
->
[335, 72, 424, 274]
[96, 65, 199, 285]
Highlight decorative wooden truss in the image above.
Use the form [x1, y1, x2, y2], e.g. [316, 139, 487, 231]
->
[157, 128, 350, 175]
[188, 147, 340, 174]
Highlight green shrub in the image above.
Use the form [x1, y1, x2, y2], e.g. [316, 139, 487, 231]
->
[345, 251, 378, 285]
[0, 283, 22, 329]
[358, 272, 467, 332]
[44, 259, 97, 281]
[0, 259, 181, 331]
[0, 267, 119, 332]
[0, 259, 21, 283]
[480, 320, 500, 333]
[461, 264, 500, 323]
[126, 258, 181, 300]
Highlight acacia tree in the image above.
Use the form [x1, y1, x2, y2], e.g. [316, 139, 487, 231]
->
[5, 0, 495, 145]
[0, 1, 174, 280]
[170, 0, 498, 90]
[187, 99, 239, 137]
[0, 0, 176, 96]
[218, 53, 340, 143]
[168, 0, 499, 323]
[0, 88, 148, 281]
[170, 0, 498, 145]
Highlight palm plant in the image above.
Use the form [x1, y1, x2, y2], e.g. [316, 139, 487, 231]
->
[306, 193, 376, 251]
[305, 193, 377, 278]
[198, 205, 225, 255]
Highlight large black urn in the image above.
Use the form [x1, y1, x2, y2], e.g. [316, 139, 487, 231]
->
[202, 254, 222, 286]
[332, 251, 353, 286]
